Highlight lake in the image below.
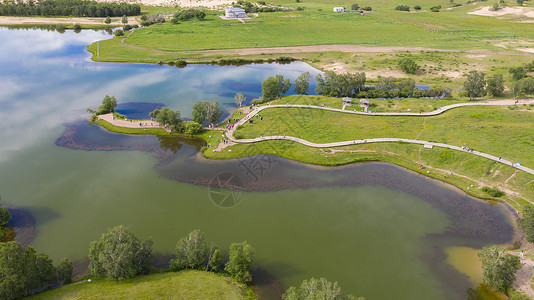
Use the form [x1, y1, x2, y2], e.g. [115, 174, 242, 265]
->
[0, 27, 516, 300]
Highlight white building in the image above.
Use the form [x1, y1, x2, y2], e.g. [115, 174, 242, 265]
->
[225, 7, 246, 18]
[333, 7, 345, 13]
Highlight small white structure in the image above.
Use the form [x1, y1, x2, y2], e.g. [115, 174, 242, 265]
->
[225, 7, 246, 18]
[333, 7, 345, 13]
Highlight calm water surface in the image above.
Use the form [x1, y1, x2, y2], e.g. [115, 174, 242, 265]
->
[0, 27, 515, 300]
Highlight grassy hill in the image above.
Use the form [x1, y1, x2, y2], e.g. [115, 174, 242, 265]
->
[30, 271, 257, 300]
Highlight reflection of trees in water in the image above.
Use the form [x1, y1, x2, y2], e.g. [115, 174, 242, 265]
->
[157, 135, 205, 154]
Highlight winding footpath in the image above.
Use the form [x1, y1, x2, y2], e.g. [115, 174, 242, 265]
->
[225, 99, 534, 176]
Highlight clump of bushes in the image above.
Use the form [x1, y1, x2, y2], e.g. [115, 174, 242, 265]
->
[395, 5, 410, 11]
[481, 186, 505, 198]
[175, 59, 187, 67]
[362, 6, 372, 11]
[140, 14, 165, 26]
[398, 57, 419, 74]
[113, 29, 124, 37]
[171, 9, 206, 23]
[430, 5, 441, 12]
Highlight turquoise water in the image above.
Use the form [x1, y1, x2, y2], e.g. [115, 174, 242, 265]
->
[0, 27, 515, 300]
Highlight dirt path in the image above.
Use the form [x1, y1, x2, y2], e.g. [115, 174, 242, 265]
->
[117, 37, 534, 56]
[98, 113, 162, 128]
[512, 251, 534, 299]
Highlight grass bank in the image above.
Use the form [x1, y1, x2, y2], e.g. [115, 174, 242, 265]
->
[30, 270, 257, 300]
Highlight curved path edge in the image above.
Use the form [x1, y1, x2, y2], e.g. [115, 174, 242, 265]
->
[227, 99, 534, 176]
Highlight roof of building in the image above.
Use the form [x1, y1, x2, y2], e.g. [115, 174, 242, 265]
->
[226, 7, 246, 12]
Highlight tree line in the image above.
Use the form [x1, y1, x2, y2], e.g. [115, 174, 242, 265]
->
[258, 71, 450, 103]
[0, 0, 141, 17]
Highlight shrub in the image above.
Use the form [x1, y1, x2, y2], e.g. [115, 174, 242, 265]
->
[184, 121, 203, 135]
[104, 16, 111, 24]
[73, 24, 82, 31]
[395, 5, 410, 11]
[351, 3, 359, 10]
[481, 186, 505, 198]
[362, 6, 372, 11]
[123, 25, 132, 31]
[430, 7, 440, 12]
[398, 57, 419, 74]
[175, 59, 187, 67]
[113, 29, 124, 37]
[414, 5, 421, 10]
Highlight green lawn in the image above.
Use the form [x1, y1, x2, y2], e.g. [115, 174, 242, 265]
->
[30, 271, 256, 300]
[206, 103, 534, 206]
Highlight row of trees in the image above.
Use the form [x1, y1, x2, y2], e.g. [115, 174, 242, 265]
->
[0, 241, 72, 300]
[0, 196, 12, 241]
[283, 277, 364, 300]
[0, 0, 141, 17]
[259, 71, 451, 102]
[463, 71, 534, 99]
[89, 226, 256, 285]
[170, 9, 206, 23]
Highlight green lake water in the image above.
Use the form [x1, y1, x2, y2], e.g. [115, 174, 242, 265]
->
[0, 27, 516, 299]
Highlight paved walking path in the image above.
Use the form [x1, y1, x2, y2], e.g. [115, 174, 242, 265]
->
[98, 113, 162, 128]
[225, 99, 534, 176]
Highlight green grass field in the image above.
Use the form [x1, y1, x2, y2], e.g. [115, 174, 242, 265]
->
[30, 271, 256, 300]
[205, 102, 534, 206]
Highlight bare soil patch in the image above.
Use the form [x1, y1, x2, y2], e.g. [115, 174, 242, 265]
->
[468, 6, 534, 18]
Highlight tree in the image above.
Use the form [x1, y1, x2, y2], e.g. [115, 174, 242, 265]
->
[486, 74, 504, 96]
[195, 10, 206, 20]
[315, 71, 365, 97]
[0, 207, 11, 227]
[0, 241, 59, 300]
[234, 93, 245, 108]
[518, 205, 534, 243]
[192, 101, 224, 125]
[149, 107, 183, 132]
[377, 76, 396, 91]
[121, 15, 128, 24]
[95, 95, 118, 115]
[478, 247, 521, 294]
[56, 258, 73, 284]
[351, 3, 359, 10]
[294, 72, 311, 95]
[114, 29, 124, 37]
[225, 241, 255, 284]
[262, 75, 291, 101]
[511, 78, 534, 98]
[170, 229, 209, 270]
[509, 66, 527, 81]
[398, 57, 419, 74]
[183, 121, 203, 135]
[464, 71, 486, 100]
[208, 248, 222, 272]
[105, 16, 111, 24]
[88, 225, 153, 280]
[283, 277, 363, 300]
[397, 78, 415, 97]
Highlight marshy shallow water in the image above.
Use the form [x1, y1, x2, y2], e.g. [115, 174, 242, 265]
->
[0, 27, 516, 299]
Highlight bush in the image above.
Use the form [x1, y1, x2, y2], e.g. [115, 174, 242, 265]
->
[184, 121, 203, 135]
[414, 5, 421, 10]
[113, 29, 124, 37]
[395, 5, 410, 11]
[104, 16, 111, 24]
[123, 25, 132, 31]
[73, 24, 82, 31]
[351, 3, 359, 10]
[481, 186, 505, 198]
[398, 57, 419, 74]
[362, 6, 372, 11]
[175, 59, 187, 67]
[430, 7, 440, 12]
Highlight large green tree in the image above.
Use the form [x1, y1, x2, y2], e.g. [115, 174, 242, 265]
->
[283, 277, 363, 300]
[397, 78, 416, 97]
[518, 205, 534, 243]
[89, 225, 153, 280]
[511, 78, 534, 98]
[56, 258, 73, 284]
[294, 72, 311, 95]
[509, 66, 527, 81]
[225, 241, 255, 284]
[262, 75, 291, 101]
[315, 71, 365, 97]
[192, 100, 224, 125]
[464, 71, 486, 100]
[95, 95, 118, 115]
[234, 93, 246, 108]
[486, 74, 504, 97]
[149, 107, 184, 132]
[0, 241, 67, 300]
[170, 229, 209, 270]
[208, 248, 222, 272]
[478, 247, 521, 294]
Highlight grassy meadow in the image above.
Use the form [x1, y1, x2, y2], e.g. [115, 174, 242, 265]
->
[30, 271, 256, 300]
